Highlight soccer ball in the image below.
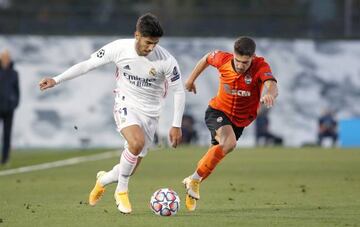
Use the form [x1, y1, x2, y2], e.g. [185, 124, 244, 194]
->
[150, 188, 180, 216]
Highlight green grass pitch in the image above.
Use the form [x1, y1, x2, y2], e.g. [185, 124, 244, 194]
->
[0, 146, 360, 226]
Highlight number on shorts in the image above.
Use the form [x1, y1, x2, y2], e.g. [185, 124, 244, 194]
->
[122, 107, 127, 116]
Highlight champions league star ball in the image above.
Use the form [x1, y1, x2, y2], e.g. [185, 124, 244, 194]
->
[150, 188, 180, 216]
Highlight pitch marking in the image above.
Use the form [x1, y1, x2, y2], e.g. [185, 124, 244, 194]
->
[0, 151, 118, 176]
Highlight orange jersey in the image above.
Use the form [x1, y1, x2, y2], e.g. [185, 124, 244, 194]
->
[207, 50, 276, 127]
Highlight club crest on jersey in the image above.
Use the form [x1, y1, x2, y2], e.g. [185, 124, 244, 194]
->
[244, 74, 252, 84]
[217, 117, 223, 123]
[149, 68, 157, 76]
[97, 49, 105, 58]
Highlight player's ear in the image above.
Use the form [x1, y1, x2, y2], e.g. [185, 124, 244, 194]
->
[135, 31, 140, 41]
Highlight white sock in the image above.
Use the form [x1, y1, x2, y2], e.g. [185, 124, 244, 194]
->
[116, 149, 138, 193]
[98, 164, 120, 186]
[191, 171, 202, 181]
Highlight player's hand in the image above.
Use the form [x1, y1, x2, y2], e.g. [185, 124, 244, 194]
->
[260, 94, 275, 108]
[185, 80, 197, 94]
[169, 127, 182, 148]
[39, 78, 56, 91]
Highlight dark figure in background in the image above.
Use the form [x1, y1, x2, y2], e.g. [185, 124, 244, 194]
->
[255, 106, 283, 146]
[0, 50, 20, 165]
[318, 110, 337, 147]
[181, 114, 198, 144]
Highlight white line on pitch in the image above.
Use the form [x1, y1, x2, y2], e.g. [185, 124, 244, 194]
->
[0, 151, 119, 176]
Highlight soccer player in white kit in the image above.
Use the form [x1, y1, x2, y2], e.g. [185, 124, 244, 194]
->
[39, 13, 185, 214]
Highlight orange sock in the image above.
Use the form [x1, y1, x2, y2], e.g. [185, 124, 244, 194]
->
[196, 145, 225, 181]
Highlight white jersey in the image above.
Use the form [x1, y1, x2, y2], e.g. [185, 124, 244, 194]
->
[53, 38, 185, 127]
[91, 39, 181, 117]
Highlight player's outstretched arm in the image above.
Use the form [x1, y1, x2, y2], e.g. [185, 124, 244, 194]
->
[260, 80, 278, 108]
[185, 53, 210, 94]
[39, 55, 110, 91]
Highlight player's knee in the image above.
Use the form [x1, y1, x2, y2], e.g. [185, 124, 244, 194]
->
[219, 139, 237, 153]
[128, 139, 145, 155]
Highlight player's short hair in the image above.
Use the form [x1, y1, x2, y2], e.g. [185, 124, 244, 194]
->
[136, 13, 164, 37]
[234, 37, 256, 56]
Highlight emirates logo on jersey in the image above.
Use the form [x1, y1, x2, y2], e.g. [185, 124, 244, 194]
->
[244, 74, 252, 84]
[149, 68, 157, 77]
[224, 84, 251, 97]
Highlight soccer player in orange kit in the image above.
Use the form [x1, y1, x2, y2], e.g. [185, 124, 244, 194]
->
[182, 36, 278, 211]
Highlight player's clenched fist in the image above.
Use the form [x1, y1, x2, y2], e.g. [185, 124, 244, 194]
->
[39, 78, 56, 91]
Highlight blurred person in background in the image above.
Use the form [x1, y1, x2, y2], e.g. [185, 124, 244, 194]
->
[39, 13, 185, 214]
[182, 37, 278, 211]
[255, 106, 283, 146]
[0, 49, 20, 165]
[318, 109, 337, 147]
[181, 113, 198, 144]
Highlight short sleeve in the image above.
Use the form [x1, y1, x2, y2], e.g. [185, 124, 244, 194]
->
[206, 50, 233, 68]
[258, 62, 277, 83]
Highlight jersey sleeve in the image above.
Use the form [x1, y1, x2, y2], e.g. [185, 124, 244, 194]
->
[257, 62, 277, 83]
[90, 40, 122, 66]
[164, 56, 182, 86]
[53, 40, 122, 84]
[206, 50, 231, 68]
[164, 56, 185, 127]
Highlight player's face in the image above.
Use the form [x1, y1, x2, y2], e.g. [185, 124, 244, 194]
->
[233, 54, 254, 74]
[135, 31, 160, 56]
[0, 50, 11, 69]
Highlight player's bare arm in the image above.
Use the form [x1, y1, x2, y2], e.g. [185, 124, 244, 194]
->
[39, 78, 56, 91]
[260, 80, 278, 108]
[185, 53, 210, 94]
[169, 127, 182, 148]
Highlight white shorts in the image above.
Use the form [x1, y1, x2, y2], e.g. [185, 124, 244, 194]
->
[113, 102, 158, 157]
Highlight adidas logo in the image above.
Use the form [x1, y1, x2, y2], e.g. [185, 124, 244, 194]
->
[123, 65, 131, 70]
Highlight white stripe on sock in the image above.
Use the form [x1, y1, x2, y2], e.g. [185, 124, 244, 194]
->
[122, 150, 137, 164]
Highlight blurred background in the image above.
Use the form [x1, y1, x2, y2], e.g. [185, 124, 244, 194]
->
[1, 0, 360, 149]
[1, 0, 360, 38]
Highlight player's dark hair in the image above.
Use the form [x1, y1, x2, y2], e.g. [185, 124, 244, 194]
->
[234, 37, 256, 56]
[136, 13, 164, 37]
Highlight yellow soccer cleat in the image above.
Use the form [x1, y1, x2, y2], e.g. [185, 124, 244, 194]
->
[185, 193, 197, 212]
[88, 171, 106, 206]
[114, 191, 132, 214]
[182, 176, 200, 211]
[183, 176, 200, 200]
